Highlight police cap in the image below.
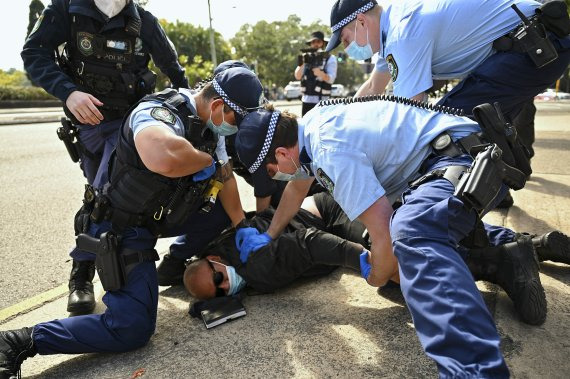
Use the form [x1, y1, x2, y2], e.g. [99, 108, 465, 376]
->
[214, 60, 251, 75]
[212, 67, 264, 125]
[326, 0, 378, 52]
[235, 109, 281, 183]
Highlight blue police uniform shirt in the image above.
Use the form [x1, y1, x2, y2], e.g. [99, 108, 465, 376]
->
[302, 54, 338, 104]
[374, 0, 541, 98]
[128, 88, 229, 163]
[299, 101, 480, 220]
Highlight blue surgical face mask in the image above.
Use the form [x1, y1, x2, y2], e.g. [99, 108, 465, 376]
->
[209, 260, 246, 296]
[345, 21, 373, 61]
[225, 265, 246, 295]
[207, 107, 238, 136]
[272, 157, 312, 181]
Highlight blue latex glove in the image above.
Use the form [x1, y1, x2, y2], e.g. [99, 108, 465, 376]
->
[237, 231, 272, 263]
[360, 250, 372, 280]
[235, 227, 259, 250]
[192, 159, 215, 182]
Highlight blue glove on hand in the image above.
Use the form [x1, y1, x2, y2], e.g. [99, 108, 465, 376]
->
[236, 230, 272, 263]
[235, 227, 259, 250]
[192, 159, 216, 182]
[360, 250, 372, 280]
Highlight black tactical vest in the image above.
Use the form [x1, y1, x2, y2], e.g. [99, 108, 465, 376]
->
[301, 54, 332, 98]
[64, 6, 156, 120]
[104, 89, 218, 235]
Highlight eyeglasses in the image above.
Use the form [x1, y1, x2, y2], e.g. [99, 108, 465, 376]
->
[206, 260, 226, 297]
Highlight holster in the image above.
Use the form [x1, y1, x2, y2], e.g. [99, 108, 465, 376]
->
[536, 0, 570, 38]
[76, 231, 159, 292]
[76, 231, 123, 291]
[472, 103, 532, 177]
[57, 117, 81, 163]
[454, 144, 526, 214]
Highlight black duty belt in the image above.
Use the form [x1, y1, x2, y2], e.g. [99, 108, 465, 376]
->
[409, 165, 468, 189]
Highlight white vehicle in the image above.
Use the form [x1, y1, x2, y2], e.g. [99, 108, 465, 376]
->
[284, 81, 302, 101]
[331, 84, 347, 97]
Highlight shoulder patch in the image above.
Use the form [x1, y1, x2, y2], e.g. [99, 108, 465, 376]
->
[386, 54, 398, 82]
[316, 168, 334, 194]
[150, 107, 176, 125]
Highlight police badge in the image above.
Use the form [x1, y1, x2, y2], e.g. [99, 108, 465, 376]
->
[316, 168, 334, 194]
[150, 107, 176, 125]
[386, 54, 398, 82]
[78, 32, 94, 56]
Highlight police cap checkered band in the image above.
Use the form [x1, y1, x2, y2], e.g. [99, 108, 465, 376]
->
[248, 111, 280, 173]
[331, 1, 375, 32]
[212, 78, 249, 117]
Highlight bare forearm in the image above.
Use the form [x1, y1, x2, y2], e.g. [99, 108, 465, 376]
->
[256, 196, 271, 213]
[355, 70, 391, 97]
[294, 65, 304, 80]
[267, 179, 313, 238]
[218, 176, 245, 227]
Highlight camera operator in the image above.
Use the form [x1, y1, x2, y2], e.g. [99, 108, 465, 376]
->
[294, 31, 337, 115]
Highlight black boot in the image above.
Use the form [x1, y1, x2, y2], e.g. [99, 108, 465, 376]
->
[466, 236, 547, 325]
[67, 260, 96, 314]
[531, 231, 570, 265]
[157, 254, 186, 286]
[0, 327, 37, 379]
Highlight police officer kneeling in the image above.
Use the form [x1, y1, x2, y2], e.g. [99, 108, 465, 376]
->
[0, 67, 263, 378]
[233, 96, 550, 377]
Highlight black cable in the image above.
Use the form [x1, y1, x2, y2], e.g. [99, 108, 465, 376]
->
[318, 94, 465, 117]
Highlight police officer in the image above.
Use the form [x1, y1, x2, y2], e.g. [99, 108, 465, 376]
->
[328, 0, 570, 156]
[232, 96, 552, 376]
[21, 0, 190, 314]
[0, 67, 264, 378]
[295, 31, 338, 116]
[156, 60, 272, 286]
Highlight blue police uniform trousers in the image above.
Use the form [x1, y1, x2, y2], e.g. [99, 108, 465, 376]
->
[35, 200, 230, 353]
[77, 119, 121, 189]
[390, 154, 513, 378]
[438, 34, 570, 121]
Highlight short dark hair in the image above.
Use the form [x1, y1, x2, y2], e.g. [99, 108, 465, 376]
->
[265, 104, 299, 164]
[199, 82, 232, 114]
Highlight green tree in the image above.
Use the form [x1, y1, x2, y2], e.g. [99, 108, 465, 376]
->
[230, 15, 366, 89]
[153, 19, 231, 88]
[26, 0, 45, 38]
[0, 69, 31, 87]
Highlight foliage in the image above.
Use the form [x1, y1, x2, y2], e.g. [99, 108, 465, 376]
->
[230, 15, 366, 89]
[0, 69, 31, 87]
[0, 85, 56, 101]
[27, 0, 45, 38]
[152, 19, 231, 88]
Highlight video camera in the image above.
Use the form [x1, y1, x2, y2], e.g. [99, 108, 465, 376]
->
[297, 48, 329, 67]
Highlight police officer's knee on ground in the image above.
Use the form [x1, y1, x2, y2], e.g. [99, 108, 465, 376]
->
[0, 67, 265, 379]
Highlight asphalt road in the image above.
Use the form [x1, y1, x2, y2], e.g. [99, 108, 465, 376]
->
[0, 100, 567, 310]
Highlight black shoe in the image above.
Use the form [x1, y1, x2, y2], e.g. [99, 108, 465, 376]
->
[0, 327, 36, 379]
[497, 236, 547, 325]
[67, 260, 96, 314]
[532, 231, 570, 265]
[157, 254, 186, 286]
[495, 191, 514, 209]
